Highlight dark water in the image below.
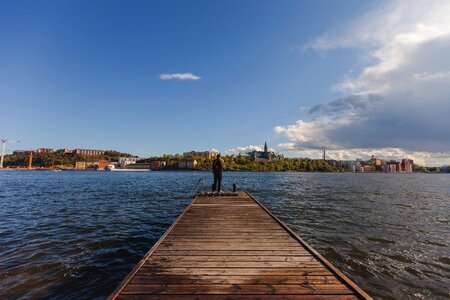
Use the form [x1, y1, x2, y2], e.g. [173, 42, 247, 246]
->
[0, 171, 449, 299]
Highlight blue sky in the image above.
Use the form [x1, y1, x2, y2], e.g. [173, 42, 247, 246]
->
[1, 1, 450, 165]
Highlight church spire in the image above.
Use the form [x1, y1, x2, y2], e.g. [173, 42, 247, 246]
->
[264, 141, 268, 153]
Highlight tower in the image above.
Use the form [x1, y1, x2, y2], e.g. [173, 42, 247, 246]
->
[28, 150, 33, 169]
[264, 141, 268, 154]
[323, 147, 326, 160]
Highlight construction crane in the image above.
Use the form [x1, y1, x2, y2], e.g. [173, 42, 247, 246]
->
[28, 150, 33, 169]
[0, 139, 20, 168]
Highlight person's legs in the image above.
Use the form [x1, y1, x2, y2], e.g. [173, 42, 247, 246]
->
[213, 174, 218, 192]
[217, 173, 222, 192]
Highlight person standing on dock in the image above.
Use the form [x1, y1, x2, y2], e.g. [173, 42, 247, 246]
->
[212, 153, 224, 192]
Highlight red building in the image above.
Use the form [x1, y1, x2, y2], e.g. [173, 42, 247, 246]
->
[36, 148, 53, 153]
[387, 161, 402, 172]
[401, 159, 413, 173]
[73, 149, 105, 155]
[149, 161, 166, 170]
[97, 161, 111, 170]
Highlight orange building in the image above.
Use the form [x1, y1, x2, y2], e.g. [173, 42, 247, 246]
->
[149, 161, 166, 170]
[97, 161, 111, 170]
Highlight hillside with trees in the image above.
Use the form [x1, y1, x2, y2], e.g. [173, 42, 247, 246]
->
[3, 150, 135, 168]
[141, 155, 336, 172]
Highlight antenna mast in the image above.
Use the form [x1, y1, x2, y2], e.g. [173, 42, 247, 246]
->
[0, 139, 20, 168]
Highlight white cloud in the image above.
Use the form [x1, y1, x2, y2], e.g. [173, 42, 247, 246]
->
[227, 145, 263, 155]
[276, 0, 450, 165]
[278, 144, 450, 167]
[159, 73, 201, 81]
[226, 145, 276, 155]
[311, 0, 450, 94]
[412, 71, 450, 81]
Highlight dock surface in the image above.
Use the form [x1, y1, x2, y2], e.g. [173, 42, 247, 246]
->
[110, 191, 371, 299]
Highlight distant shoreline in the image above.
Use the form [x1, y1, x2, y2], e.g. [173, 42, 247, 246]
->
[0, 168, 439, 174]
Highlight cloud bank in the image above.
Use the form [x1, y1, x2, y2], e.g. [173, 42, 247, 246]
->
[159, 73, 201, 81]
[278, 144, 450, 167]
[227, 145, 275, 155]
[276, 0, 450, 166]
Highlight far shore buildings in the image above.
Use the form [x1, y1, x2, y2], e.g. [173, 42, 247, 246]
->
[36, 148, 54, 154]
[118, 157, 139, 168]
[13, 150, 32, 155]
[179, 160, 197, 169]
[247, 142, 284, 162]
[72, 149, 105, 155]
[14, 148, 54, 155]
[183, 151, 218, 159]
[339, 156, 413, 173]
[13, 148, 106, 155]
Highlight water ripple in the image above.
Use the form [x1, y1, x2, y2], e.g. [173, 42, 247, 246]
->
[0, 171, 449, 299]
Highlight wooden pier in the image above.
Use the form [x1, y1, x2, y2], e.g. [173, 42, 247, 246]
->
[109, 191, 372, 299]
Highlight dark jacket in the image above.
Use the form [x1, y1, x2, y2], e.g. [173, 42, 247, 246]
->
[212, 158, 224, 174]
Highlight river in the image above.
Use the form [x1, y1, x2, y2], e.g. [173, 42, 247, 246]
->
[0, 171, 449, 299]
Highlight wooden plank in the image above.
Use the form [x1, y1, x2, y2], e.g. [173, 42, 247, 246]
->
[147, 256, 317, 262]
[109, 191, 371, 300]
[144, 261, 324, 268]
[130, 275, 343, 285]
[166, 233, 293, 237]
[117, 295, 360, 300]
[163, 237, 295, 241]
[121, 284, 352, 295]
[137, 267, 334, 276]
[159, 242, 302, 247]
[152, 250, 312, 256]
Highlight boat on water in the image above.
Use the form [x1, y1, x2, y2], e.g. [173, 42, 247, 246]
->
[106, 164, 150, 172]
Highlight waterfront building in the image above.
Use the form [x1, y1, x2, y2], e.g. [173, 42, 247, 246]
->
[326, 159, 341, 168]
[387, 161, 401, 172]
[178, 160, 197, 169]
[149, 161, 166, 170]
[124, 163, 151, 170]
[75, 161, 86, 170]
[363, 165, 375, 172]
[183, 151, 218, 158]
[401, 159, 413, 173]
[97, 161, 111, 170]
[118, 157, 138, 168]
[369, 155, 383, 171]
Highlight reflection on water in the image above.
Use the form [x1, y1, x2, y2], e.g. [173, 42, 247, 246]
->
[0, 171, 449, 299]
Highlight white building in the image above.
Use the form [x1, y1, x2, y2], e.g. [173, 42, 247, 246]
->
[178, 160, 197, 169]
[118, 157, 138, 168]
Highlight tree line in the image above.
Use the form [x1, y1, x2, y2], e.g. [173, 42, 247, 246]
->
[3, 150, 134, 168]
[141, 155, 336, 172]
